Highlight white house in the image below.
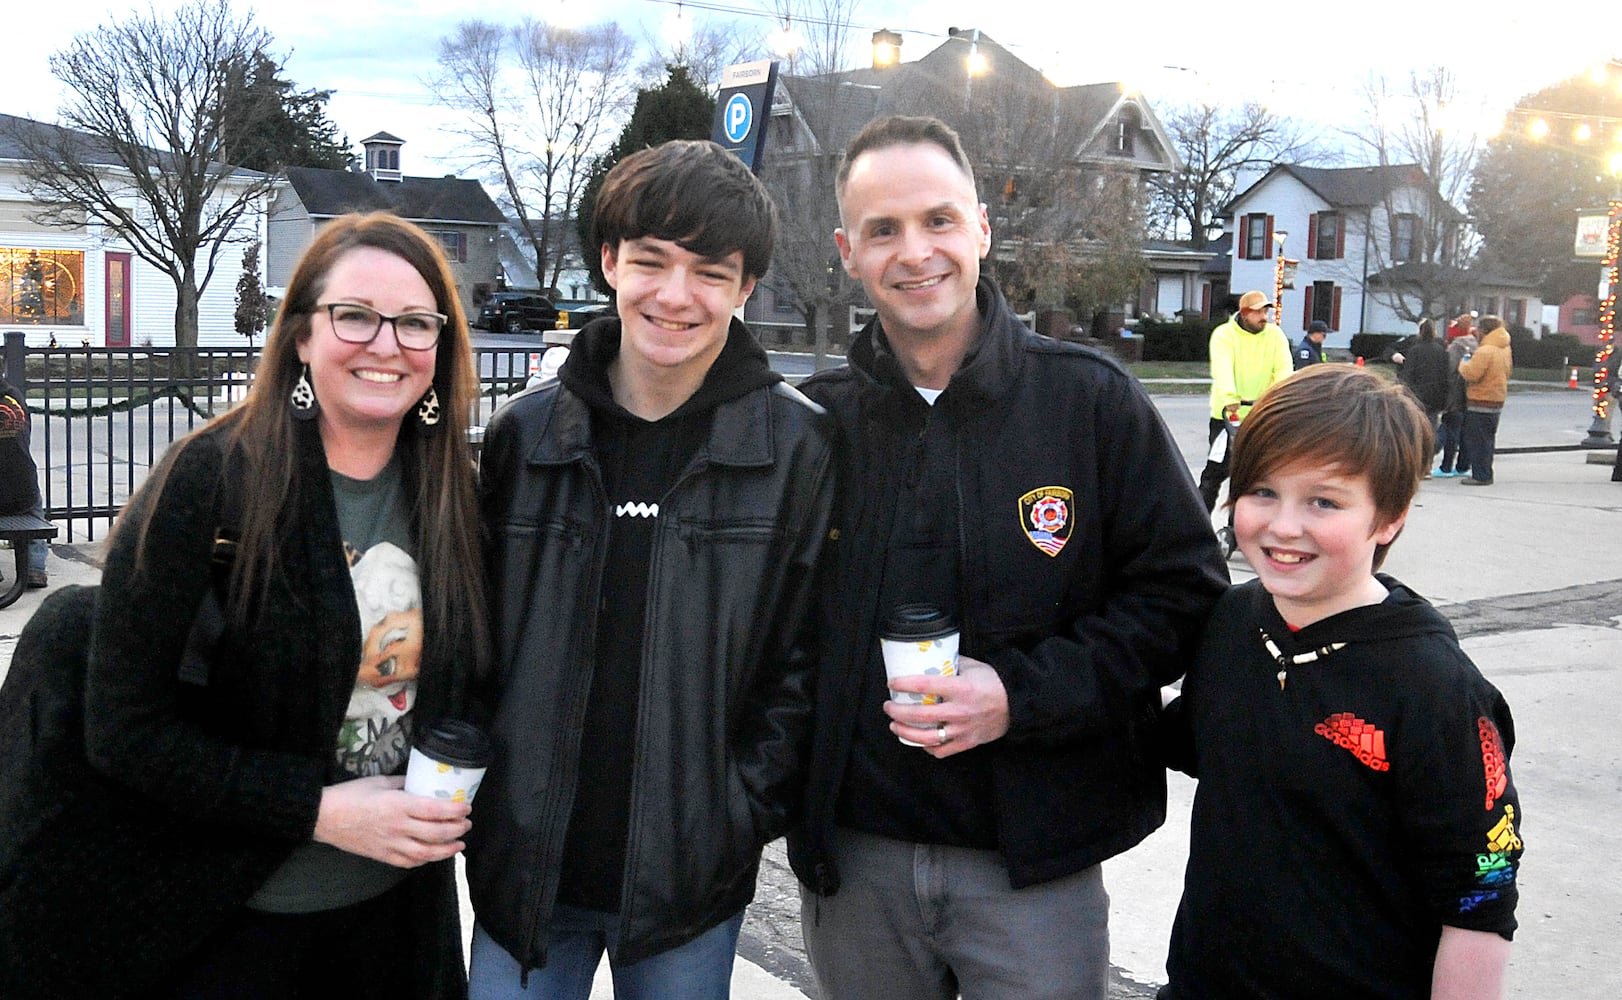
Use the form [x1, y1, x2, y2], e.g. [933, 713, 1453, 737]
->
[1224, 163, 1541, 347]
[268, 133, 506, 320]
[0, 113, 268, 348]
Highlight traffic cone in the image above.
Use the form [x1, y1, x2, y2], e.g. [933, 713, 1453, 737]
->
[528, 353, 541, 379]
[1356, 356, 1365, 367]
[1569, 367, 1580, 389]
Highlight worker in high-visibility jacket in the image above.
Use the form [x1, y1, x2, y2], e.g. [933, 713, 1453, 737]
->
[1199, 289, 1293, 512]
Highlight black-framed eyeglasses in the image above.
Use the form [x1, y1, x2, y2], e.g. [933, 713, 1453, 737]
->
[317, 302, 446, 351]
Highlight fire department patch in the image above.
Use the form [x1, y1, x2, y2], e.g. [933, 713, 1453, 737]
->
[1019, 487, 1073, 557]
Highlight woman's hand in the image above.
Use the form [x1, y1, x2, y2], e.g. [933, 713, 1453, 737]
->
[313, 775, 472, 868]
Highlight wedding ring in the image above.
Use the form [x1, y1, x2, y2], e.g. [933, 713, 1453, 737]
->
[937, 722, 949, 746]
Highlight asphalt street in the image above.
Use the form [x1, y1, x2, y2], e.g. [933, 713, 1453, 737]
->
[3, 379, 1619, 998]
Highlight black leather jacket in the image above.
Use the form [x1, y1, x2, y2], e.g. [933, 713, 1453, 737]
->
[469, 376, 836, 968]
[790, 279, 1228, 894]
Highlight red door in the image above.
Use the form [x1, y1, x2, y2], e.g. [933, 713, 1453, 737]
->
[105, 252, 131, 347]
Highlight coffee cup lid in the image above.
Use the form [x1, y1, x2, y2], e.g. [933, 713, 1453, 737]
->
[414, 719, 493, 769]
[881, 603, 958, 641]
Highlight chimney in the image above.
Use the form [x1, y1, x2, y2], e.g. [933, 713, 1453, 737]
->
[871, 29, 902, 69]
[360, 132, 405, 183]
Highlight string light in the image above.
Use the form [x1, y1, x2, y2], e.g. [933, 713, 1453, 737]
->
[1595, 199, 1618, 422]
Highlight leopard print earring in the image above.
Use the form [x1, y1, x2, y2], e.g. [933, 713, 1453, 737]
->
[416, 386, 441, 427]
[290, 364, 319, 420]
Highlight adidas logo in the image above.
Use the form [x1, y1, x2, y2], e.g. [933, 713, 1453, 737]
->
[1314, 712, 1390, 771]
[615, 502, 660, 519]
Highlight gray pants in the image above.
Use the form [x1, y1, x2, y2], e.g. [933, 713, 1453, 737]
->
[799, 828, 1110, 1000]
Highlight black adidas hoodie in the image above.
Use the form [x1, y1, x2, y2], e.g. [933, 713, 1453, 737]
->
[1162, 577, 1523, 998]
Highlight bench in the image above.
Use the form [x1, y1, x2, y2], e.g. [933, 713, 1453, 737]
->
[0, 511, 58, 610]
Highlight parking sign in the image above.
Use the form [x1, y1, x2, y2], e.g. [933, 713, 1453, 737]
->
[711, 61, 779, 173]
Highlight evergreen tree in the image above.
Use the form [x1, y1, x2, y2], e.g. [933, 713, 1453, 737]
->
[217, 50, 353, 172]
[234, 241, 269, 344]
[575, 65, 715, 294]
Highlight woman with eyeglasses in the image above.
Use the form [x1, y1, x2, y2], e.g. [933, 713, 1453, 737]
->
[0, 213, 487, 998]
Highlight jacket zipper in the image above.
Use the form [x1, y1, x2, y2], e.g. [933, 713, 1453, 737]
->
[612, 449, 712, 954]
[520, 454, 612, 978]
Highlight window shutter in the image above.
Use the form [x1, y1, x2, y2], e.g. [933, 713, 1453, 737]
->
[1264, 216, 1275, 259]
[1201, 284, 1211, 319]
[1331, 286, 1343, 330]
[458, 233, 469, 263]
[1336, 220, 1345, 259]
[1306, 214, 1318, 259]
[1303, 285, 1314, 328]
[1238, 216, 1250, 260]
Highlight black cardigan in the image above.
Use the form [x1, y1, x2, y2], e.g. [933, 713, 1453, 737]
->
[0, 419, 470, 998]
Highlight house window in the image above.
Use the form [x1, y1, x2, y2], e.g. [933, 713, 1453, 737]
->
[1112, 108, 1138, 157]
[1304, 280, 1340, 330]
[1244, 213, 1269, 259]
[1392, 213, 1419, 262]
[1315, 213, 1341, 259]
[1, 248, 86, 325]
[425, 230, 468, 264]
[1572, 307, 1596, 326]
[1506, 299, 1525, 328]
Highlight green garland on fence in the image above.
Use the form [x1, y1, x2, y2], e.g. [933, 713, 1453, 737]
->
[25, 384, 229, 421]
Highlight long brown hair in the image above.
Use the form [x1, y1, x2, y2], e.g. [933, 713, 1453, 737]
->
[121, 212, 488, 676]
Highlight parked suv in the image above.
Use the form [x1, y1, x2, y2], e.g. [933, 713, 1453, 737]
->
[477, 293, 558, 333]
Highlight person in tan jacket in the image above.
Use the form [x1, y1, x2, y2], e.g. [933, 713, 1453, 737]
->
[1458, 315, 1512, 485]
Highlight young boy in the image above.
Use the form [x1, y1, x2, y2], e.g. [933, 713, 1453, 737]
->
[469, 140, 836, 997]
[1161, 365, 1523, 999]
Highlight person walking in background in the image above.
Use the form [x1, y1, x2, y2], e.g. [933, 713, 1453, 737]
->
[1293, 319, 1329, 370]
[1459, 315, 1512, 486]
[1436, 324, 1479, 477]
[468, 140, 835, 999]
[791, 115, 1226, 1000]
[1390, 318, 1449, 466]
[1, 212, 488, 997]
[1446, 311, 1476, 343]
[1199, 290, 1293, 513]
[0, 372, 48, 588]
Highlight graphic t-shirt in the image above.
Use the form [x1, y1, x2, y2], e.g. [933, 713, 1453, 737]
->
[248, 458, 421, 913]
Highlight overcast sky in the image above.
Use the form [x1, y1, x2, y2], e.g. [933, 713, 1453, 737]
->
[5, 0, 1617, 176]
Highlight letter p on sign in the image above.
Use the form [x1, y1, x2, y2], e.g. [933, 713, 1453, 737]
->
[724, 94, 753, 144]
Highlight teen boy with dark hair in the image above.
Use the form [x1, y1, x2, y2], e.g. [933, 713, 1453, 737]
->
[468, 140, 836, 998]
[1162, 365, 1524, 998]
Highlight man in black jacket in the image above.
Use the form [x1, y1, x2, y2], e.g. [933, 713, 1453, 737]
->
[789, 115, 1227, 999]
[1294, 319, 1329, 369]
[468, 141, 836, 998]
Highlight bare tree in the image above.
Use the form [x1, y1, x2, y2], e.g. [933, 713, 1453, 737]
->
[1342, 69, 1480, 324]
[5, 0, 276, 346]
[433, 19, 637, 293]
[639, 17, 763, 91]
[758, 0, 863, 369]
[1150, 101, 1319, 247]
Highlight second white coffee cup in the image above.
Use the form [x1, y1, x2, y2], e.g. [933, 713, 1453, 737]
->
[879, 604, 960, 747]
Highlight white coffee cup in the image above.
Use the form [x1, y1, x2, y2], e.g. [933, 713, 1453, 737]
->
[404, 719, 492, 804]
[879, 604, 960, 746]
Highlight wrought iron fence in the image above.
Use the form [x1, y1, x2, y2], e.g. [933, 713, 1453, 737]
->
[3, 332, 543, 541]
